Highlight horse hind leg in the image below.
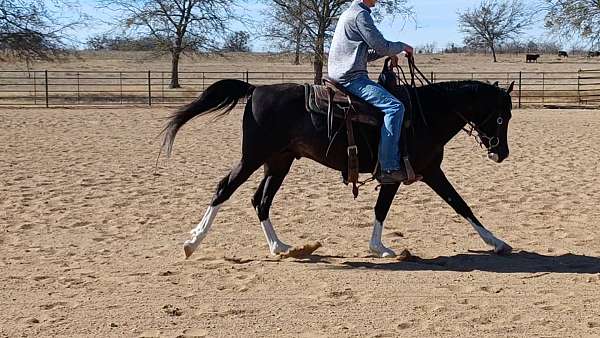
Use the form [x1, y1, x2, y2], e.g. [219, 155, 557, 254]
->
[252, 153, 294, 255]
[184, 159, 262, 258]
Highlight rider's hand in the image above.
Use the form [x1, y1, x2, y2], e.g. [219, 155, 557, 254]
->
[403, 44, 414, 58]
[389, 55, 399, 67]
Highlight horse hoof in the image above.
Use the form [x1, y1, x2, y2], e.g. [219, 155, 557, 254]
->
[369, 244, 396, 258]
[494, 242, 513, 255]
[183, 240, 197, 258]
[270, 242, 292, 256]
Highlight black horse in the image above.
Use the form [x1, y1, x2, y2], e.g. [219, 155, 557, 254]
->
[161, 75, 515, 258]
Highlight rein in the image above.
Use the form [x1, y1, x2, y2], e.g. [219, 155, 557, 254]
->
[398, 56, 501, 152]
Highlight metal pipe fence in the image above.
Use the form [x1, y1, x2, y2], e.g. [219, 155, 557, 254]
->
[1, 69, 599, 108]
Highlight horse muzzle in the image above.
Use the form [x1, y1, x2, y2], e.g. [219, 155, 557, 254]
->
[488, 152, 501, 163]
[488, 151, 509, 163]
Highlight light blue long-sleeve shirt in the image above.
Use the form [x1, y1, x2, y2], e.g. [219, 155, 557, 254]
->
[327, 0, 407, 83]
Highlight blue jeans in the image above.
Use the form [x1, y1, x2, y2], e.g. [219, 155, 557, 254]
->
[342, 76, 404, 171]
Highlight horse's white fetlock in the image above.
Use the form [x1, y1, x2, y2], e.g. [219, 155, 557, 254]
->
[183, 205, 221, 258]
[261, 219, 291, 256]
[369, 242, 396, 258]
[269, 241, 292, 255]
[467, 217, 512, 255]
[369, 220, 396, 258]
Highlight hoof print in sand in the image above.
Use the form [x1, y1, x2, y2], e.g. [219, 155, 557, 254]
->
[163, 304, 183, 316]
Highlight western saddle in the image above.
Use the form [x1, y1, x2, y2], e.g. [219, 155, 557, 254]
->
[304, 76, 393, 198]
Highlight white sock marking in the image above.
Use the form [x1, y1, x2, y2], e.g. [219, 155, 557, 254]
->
[467, 217, 507, 252]
[261, 219, 290, 255]
[371, 220, 383, 244]
[184, 204, 221, 256]
[369, 220, 396, 258]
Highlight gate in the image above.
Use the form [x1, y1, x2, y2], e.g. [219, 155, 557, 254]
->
[578, 69, 600, 104]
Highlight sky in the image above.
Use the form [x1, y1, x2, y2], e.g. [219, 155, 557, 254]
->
[384, 0, 546, 50]
[73, 0, 551, 51]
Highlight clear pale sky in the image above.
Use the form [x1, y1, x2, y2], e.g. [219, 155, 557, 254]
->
[75, 0, 551, 51]
[383, 0, 546, 50]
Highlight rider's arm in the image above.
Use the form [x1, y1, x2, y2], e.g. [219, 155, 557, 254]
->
[355, 11, 406, 57]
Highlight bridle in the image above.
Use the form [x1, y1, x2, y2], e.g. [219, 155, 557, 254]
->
[394, 55, 505, 153]
[455, 110, 503, 151]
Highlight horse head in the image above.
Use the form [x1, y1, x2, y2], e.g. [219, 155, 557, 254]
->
[477, 81, 514, 163]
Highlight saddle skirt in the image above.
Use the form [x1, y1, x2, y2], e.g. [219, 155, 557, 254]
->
[304, 83, 382, 127]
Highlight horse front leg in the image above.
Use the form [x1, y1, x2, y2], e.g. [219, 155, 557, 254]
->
[422, 167, 512, 255]
[371, 183, 401, 257]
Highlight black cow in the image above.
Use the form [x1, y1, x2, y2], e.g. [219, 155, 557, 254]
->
[588, 51, 600, 57]
[526, 54, 540, 63]
[558, 51, 569, 58]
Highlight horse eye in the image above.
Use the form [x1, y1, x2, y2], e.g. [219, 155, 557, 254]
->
[497, 117, 503, 125]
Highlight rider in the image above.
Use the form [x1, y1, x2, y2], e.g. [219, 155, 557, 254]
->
[328, 0, 415, 184]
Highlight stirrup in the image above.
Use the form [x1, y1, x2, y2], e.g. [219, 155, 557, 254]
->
[402, 156, 422, 185]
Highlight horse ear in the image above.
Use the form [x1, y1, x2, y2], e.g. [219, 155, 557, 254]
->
[492, 81, 499, 87]
[506, 81, 515, 94]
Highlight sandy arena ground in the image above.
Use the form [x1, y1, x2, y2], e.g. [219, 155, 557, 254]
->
[1, 103, 599, 337]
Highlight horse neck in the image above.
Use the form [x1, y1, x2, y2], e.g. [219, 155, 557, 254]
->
[419, 81, 497, 146]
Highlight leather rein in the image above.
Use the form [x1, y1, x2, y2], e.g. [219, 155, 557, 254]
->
[396, 56, 502, 152]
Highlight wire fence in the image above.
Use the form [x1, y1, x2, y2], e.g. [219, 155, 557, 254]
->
[1, 69, 599, 108]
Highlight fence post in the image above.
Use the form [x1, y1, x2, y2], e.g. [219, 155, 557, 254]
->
[161, 72, 165, 103]
[542, 72, 545, 104]
[518, 71, 522, 109]
[119, 72, 123, 104]
[33, 71, 37, 105]
[44, 70, 49, 108]
[430, 71, 434, 83]
[147, 70, 152, 106]
[76, 72, 80, 104]
[577, 69, 581, 104]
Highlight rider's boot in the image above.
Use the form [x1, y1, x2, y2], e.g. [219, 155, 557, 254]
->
[378, 157, 422, 185]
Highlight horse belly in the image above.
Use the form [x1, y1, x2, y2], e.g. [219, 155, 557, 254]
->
[291, 122, 378, 174]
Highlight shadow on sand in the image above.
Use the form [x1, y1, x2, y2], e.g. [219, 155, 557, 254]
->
[327, 251, 600, 274]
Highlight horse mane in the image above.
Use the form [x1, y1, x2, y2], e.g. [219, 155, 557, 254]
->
[416, 80, 506, 113]
[423, 80, 503, 97]
[400, 80, 509, 129]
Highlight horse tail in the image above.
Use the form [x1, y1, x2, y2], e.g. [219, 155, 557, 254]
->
[160, 79, 255, 157]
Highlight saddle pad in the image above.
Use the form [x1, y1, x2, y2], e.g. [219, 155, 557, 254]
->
[304, 84, 381, 127]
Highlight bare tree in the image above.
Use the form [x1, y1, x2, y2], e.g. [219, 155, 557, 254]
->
[0, 0, 83, 64]
[86, 34, 160, 51]
[458, 0, 534, 62]
[261, 0, 310, 65]
[100, 0, 235, 88]
[222, 31, 250, 52]
[417, 41, 438, 54]
[267, 0, 412, 84]
[543, 0, 600, 50]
